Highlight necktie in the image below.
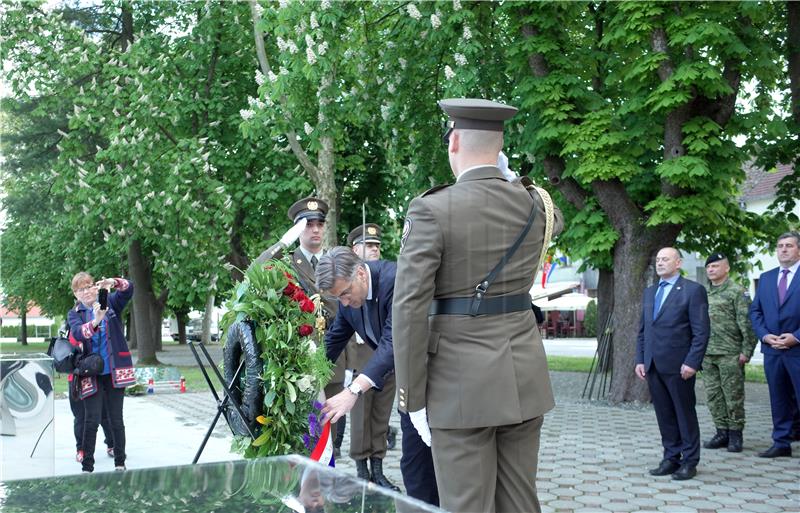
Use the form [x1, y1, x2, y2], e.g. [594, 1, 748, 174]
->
[653, 281, 668, 318]
[778, 269, 789, 305]
[310, 255, 318, 270]
[362, 300, 377, 345]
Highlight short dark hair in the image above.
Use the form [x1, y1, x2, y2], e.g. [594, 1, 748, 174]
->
[777, 231, 800, 245]
[315, 246, 364, 292]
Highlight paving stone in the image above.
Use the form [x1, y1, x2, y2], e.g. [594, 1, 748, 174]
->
[575, 495, 610, 506]
[603, 502, 641, 512]
[653, 493, 689, 502]
[683, 499, 724, 509]
[551, 477, 583, 486]
[625, 486, 661, 495]
[765, 499, 800, 508]
[630, 497, 666, 508]
[550, 487, 582, 498]
[738, 504, 786, 513]
[731, 491, 771, 501]
[708, 495, 747, 506]
[658, 506, 698, 513]
[600, 490, 635, 500]
[575, 483, 607, 493]
[547, 499, 583, 510]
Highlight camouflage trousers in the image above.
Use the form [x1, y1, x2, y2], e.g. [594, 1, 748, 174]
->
[704, 354, 746, 430]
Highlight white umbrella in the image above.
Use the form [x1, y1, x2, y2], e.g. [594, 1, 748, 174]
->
[534, 292, 594, 312]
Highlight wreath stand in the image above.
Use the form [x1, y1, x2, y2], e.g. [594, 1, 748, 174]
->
[187, 339, 255, 464]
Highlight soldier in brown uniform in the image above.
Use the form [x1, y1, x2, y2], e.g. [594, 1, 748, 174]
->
[344, 224, 399, 489]
[393, 98, 562, 513]
[252, 197, 348, 455]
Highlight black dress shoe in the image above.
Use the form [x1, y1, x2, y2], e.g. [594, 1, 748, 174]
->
[671, 464, 697, 481]
[649, 460, 680, 476]
[758, 445, 792, 458]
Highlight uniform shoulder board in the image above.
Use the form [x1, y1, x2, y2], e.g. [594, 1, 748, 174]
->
[421, 184, 451, 197]
[518, 175, 536, 190]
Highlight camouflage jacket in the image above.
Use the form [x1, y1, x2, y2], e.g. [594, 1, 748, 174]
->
[705, 278, 757, 357]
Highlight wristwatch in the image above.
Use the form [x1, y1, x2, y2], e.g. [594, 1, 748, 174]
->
[347, 382, 363, 397]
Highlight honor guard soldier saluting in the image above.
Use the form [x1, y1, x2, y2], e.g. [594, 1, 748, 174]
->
[393, 98, 563, 513]
[702, 253, 757, 453]
[251, 197, 349, 454]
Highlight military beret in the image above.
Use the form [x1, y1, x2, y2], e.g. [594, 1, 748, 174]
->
[347, 224, 381, 246]
[287, 197, 328, 223]
[705, 253, 727, 266]
[438, 98, 518, 132]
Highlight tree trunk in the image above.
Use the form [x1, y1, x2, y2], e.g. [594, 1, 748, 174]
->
[176, 309, 188, 345]
[318, 135, 338, 249]
[19, 308, 27, 345]
[128, 303, 137, 349]
[201, 274, 218, 344]
[149, 300, 163, 351]
[788, 1, 800, 122]
[128, 239, 160, 365]
[596, 268, 614, 338]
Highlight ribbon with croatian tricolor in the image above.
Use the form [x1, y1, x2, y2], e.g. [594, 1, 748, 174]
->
[305, 393, 334, 467]
[541, 256, 567, 287]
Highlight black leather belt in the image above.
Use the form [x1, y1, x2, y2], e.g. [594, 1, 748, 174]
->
[429, 293, 533, 316]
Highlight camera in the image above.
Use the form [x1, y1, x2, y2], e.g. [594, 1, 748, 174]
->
[98, 288, 108, 310]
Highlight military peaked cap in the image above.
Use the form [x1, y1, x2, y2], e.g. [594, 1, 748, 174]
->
[287, 197, 328, 223]
[347, 224, 382, 246]
[438, 98, 518, 132]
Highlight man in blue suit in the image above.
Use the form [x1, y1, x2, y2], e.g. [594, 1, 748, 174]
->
[749, 231, 800, 458]
[636, 247, 710, 480]
[315, 247, 439, 506]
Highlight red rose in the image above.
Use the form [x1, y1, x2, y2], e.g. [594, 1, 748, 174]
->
[299, 299, 315, 313]
[283, 283, 298, 297]
[298, 324, 313, 337]
[293, 289, 308, 302]
[284, 271, 294, 280]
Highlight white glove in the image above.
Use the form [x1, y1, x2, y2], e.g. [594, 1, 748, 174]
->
[497, 151, 518, 181]
[279, 217, 307, 247]
[409, 407, 432, 447]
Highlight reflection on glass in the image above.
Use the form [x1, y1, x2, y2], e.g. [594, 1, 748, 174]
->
[0, 455, 444, 513]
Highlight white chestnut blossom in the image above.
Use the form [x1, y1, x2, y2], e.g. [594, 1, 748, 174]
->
[317, 41, 328, 55]
[304, 122, 313, 135]
[406, 4, 422, 20]
[253, 2, 264, 18]
[278, 0, 288, 8]
[399, 57, 407, 70]
[454, 53, 467, 66]
[380, 104, 391, 120]
[267, 70, 278, 83]
[453, 0, 462, 11]
[444, 65, 455, 79]
[255, 69, 266, 86]
[306, 46, 317, 64]
[463, 26, 472, 40]
[240, 109, 255, 120]
[279, 66, 289, 75]
[387, 83, 396, 94]
[431, 14, 441, 29]
[321, 0, 331, 9]
[310, 12, 318, 29]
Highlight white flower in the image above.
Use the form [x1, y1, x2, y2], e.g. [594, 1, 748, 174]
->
[399, 57, 407, 70]
[454, 53, 467, 66]
[463, 26, 472, 40]
[453, 0, 461, 11]
[306, 46, 317, 64]
[287, 40, 298, 54]
[267, 70, 278, 82]
[253, 2, 264, 17]
[279, 66, 289, 75]
[276, 36, 287, 52]
[305, 34, 314, 48]
[310, 12, 318, 29]
[430, 14, 441, 29]
[387, 83, 395, 94]
[296, 375, 313, 393]
[240, 109, 255, 120]
[304, 122, 313, 135]
[444, 65, 455, 79]
[278, 0, 288, 8]
[317, 41, 328, 55]
[321, 0, 330, 9]
[406, 4, 422, 20]
[255, 70, 266, 86]
[380, 104, 390, 121]
[307, 340, 318, 354]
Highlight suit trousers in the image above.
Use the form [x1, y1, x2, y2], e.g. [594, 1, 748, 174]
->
[430, 416, 544, 513]
[646, 365, 700, 466]
[763, 353, 800, 447]
[349, 373, 395, 460]
[399, 411, 439, 507]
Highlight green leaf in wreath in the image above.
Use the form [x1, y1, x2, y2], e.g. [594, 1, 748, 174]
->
[252, 430, 271, 447]
[286, 381, 296, 403]
[285, 399, 295, 414]
[264, 389, 276, 407]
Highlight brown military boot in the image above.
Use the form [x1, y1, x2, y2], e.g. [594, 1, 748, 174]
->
[727, 430, 743, 452]
[703, 428, 729, 449]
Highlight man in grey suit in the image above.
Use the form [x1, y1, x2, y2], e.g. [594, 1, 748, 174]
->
[393, 98, 562, 513]
[636, 247, 710, 480]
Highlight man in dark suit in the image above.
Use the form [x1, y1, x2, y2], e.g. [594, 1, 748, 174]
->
[635, 247, 710, 480]
[749, 231, 800, 458]
[315, 247, 439, 506]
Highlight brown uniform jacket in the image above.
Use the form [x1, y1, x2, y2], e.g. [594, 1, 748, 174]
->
[393, 166, 563, 429]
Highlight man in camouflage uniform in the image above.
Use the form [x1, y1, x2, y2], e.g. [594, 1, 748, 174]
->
[702, 253, 757, 452]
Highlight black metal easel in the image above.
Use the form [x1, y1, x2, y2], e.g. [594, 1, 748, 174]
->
[187, 340, 256, 464]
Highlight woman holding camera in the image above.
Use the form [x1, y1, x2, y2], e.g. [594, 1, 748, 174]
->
[68, 272, 135, 473]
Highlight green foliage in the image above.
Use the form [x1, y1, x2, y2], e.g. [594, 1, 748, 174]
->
[583, 300, 598, 338]
[220, 260, 332, 458]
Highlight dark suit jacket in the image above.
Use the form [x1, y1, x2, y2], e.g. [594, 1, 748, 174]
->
[325, 260, 396, 389]
[749, 267, 800, 357]
[636, 276, 710, 373]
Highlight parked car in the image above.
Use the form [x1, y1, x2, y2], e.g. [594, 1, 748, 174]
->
[171, 318, 218, 342]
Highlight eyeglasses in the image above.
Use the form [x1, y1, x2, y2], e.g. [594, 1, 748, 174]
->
[324, 278, 356, 302]
[74, 285, 96, 294]
[442, 121, 453, 146]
